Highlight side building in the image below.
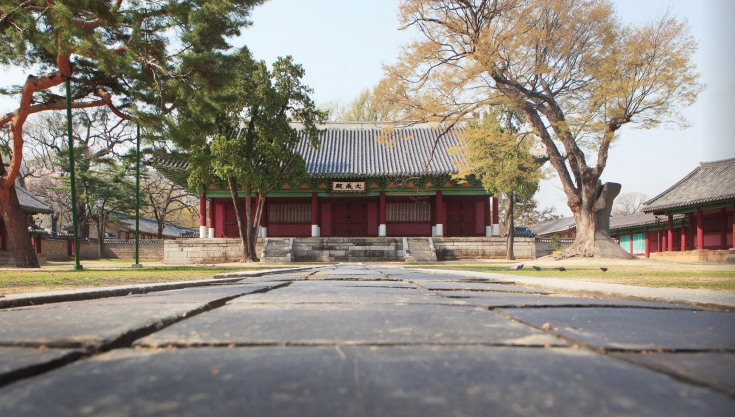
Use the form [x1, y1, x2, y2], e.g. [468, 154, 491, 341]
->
[156, 123, 501, 240]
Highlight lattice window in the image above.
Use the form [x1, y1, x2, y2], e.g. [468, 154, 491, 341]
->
[268, 204, 311, 223]
[386, 202, 431, 222]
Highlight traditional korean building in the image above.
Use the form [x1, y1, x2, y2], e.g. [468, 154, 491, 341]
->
[0, 183, 52, 261]
[530, 158, 735, 259]
[642, 157, 734, 254]
[156, 123, 501, 240]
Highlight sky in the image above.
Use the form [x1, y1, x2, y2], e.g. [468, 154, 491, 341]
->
[2, 0, 733, 217]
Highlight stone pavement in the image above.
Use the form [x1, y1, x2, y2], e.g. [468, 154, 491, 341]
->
[0, 264, 733, 416]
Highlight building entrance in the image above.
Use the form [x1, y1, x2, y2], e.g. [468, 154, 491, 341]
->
[446, 200, 476, 236]
[331, 201, 369, 237]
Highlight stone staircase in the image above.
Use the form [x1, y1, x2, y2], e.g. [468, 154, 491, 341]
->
[405, 238, 438, 263]
[292, 238, 404, 262]
[260, 238, 292, 263]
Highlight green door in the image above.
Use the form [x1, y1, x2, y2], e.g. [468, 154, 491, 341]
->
[619, 234, 631, 253]
[632, 233, 646, 254]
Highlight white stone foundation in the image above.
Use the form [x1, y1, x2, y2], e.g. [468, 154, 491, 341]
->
[208, 228, 215, 239]
[311, 225, 320, 237]
[485, 225, 492, 237]
[435, 224, 444, 237]
[492, 224, 500, 236]
[259, 227, 268, 238]
[378, 224, 386, 237]
[199, 226, 208, 239]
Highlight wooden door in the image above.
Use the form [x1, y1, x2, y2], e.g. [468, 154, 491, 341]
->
[331, 201, 368, 236]
[446, 200, 475, 236]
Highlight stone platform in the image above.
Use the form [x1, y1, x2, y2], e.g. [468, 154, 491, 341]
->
[0, 264, 733, 416]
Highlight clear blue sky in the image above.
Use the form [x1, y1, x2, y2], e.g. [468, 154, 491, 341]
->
[2, 0, 732, 216]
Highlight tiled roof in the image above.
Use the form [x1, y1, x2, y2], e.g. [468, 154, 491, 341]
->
[643, 158, 735, 213]
[16, 184, 52, 214]
[296, 123, 465, 177]
[108, 212, 197, 238]
[153, 123, 466, 179]
[609, 213, 686, 231]
[528, 217, 576, 236]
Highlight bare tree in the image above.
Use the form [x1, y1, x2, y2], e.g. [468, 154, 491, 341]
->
[141, 169, 199, 239]
[612, 192, 649, 216]
[380, 0, 703, 258]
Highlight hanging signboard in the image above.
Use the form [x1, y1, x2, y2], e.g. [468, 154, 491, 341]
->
[332, 181, 366, 192]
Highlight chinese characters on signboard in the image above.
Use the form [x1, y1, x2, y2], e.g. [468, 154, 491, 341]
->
[332, 181, 366, 192]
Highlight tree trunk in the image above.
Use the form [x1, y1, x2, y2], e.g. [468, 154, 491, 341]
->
[96, 216, 105, 259]
[564, 182, 634, 259]
[157, 220, 164, 239]
[78, 204, 90, 239]
[506, 193, 515, 261]
[243, 188, 257, 262]
[227, 176, 250, 262]
[0, 185, 40, 268]
[248, 193, 266, 262]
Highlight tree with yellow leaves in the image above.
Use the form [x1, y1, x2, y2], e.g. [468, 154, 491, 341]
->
[459, 110, 541, 259]
[381, 0, 703, 258]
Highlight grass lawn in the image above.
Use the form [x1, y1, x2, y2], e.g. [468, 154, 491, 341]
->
[0, 259, 293, 296]
[419, 264, 735, 292]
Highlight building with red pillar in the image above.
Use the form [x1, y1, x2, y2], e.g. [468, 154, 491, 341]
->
[157, 123, 501, 239]
[528, 158, 735, 260]
[642, 157, 734, 253]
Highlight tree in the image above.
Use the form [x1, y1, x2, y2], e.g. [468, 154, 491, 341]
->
[0, 0, 265, 267]
[340, 88, 394, 122]
[381, 0, 703, 258]
[141, 169, 199, 238]
[459, 111, 541, 260]
[190, 53, 325, 262]
[612, 192, 648, 216]
[23, 108, 136, 238]
[86, 163, 137, 257]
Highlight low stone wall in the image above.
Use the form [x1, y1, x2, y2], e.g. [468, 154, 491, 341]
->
[534, 238, 575, 258]
[651, 249, 735, 263]
[41, 238, 69, 261]
[434, 237, 536, 260]
[164, 238, 264, 264]
[102, 240, 165, 261]
[293, 238, 405, 262]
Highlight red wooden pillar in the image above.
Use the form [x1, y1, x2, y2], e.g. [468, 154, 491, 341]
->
[208, 199, 216, 238]
[696, 209, 704, 250]
[721, 208, 727, 249]
[681, 228, 687, 252]
[378, 191, 386, 237]
[199, 192, 207, 239]
[629, 233, 634, 254]
[484, 197, 492, 237]
[661, 234, 667, 253]
[259, 195, 268, 238]
[644, 231, 650, 258]
[435, 190, 444, 236]
[311, 192, 320, 237]
[667, 214, 673, 252]
[491, 196, 500, 236]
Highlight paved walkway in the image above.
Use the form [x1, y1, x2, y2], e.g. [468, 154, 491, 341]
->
[0, 264, 733, 416]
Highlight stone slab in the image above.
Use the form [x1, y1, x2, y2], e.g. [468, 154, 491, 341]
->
[0, 347, 83, 386]
[499, 308, 735, 350]
[0, 284, 276, 349]
[0, 346, 732, 417]
[228, 283, 463, 305]
[417, 281, 552, 294]
[136, 304, 561, 347]
[302, 280, 416, 288]
[612, 352, 735, 395]
[436, 292, 698, 310]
